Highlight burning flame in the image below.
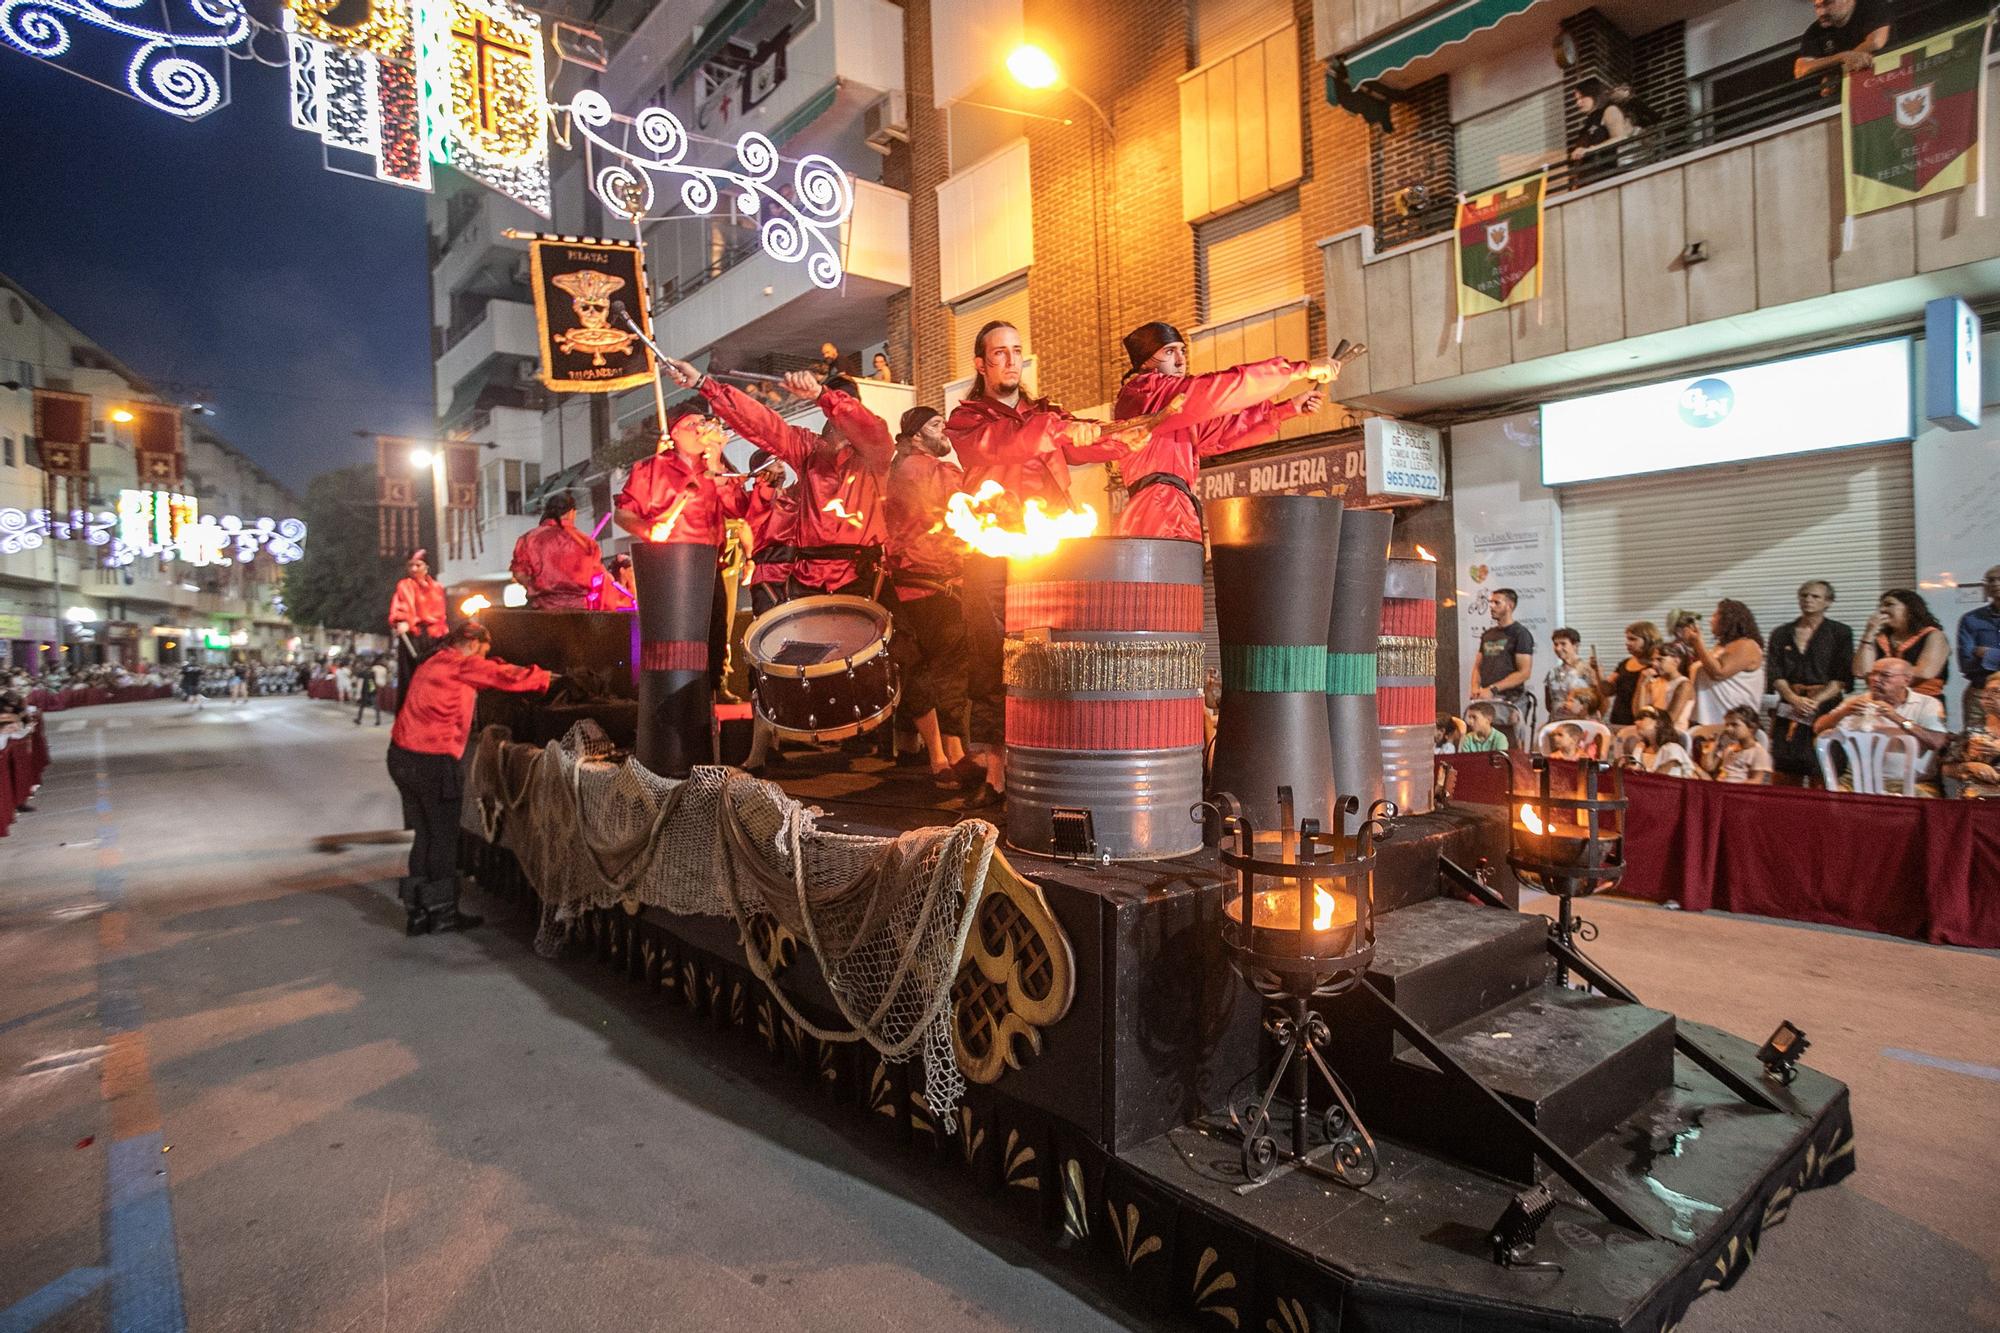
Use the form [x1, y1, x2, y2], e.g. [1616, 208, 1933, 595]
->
[821, 497, 865, 528]
[945, 479, 1097, 559]
[1519, 804, 1544, 834]
[649, 516, 678, 542]
[460, 594, 491, 616]
[1415, 544, 1437, 562]
[1237, 887, 1352, 931]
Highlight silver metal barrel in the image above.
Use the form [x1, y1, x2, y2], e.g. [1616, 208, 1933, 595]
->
[1378, 555, 1438, 815]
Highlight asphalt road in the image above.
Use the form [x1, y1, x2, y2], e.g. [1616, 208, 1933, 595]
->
[1, 695, 1995, 1332]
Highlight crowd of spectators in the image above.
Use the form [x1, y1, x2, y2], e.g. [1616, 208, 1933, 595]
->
[1438, 563, 2000, 799]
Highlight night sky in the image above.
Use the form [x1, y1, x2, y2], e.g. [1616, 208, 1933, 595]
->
[0, 42, 437, 497]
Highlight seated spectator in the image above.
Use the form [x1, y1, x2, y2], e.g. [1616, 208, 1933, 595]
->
[1814, 658, 1949, 790]
[1618, 707, 1696, 777]
[1794, 0, 1890, 85]
[1434, 712, 1465, 754]
[1596, 621, 1661, 728]
[1942, 678, 2000, 798]
[1855, 588, 1950, 699]
[1639, 642, 1697, 734]
[1545, 722, 1586, 761]
[1700, 705, 1774, 784]
[1683, 599, 1765, 732]
[1460, 702, 1509, 753]
[1769, 579, 1854, 786]
[1957, 563, 2000, 727]
[1544, 627, 1599, 721]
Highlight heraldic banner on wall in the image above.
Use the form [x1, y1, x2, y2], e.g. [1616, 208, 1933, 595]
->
[528, 239, 656, 394]
[1453, 174, 1546, 321]
[376, 435, 421, 558]
[1843, 17, 1991, 219]
[33, 389, 93, 516]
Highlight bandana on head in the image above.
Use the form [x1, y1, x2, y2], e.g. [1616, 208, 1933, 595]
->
[410, 548, 427, 565]
[898, 406, 941, 441]
[1122, 321, 1185, 371]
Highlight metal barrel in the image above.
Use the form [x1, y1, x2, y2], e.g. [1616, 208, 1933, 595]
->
[632, 540, 717, 778]
[1208, 495, 1343, 833]
[1378, 555, 1438, 816]
[1327, 508, 1391, 832]
[1003, 536, 1206, 860]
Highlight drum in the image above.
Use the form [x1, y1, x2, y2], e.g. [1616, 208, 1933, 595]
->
[745, 595, 900, 742]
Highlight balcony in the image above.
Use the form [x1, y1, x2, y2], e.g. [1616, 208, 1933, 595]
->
[656, 179, 910, 365]
[434, 300, 539, 405]
[1321, 61, 2000, 415]
[432, 199, 532, 306]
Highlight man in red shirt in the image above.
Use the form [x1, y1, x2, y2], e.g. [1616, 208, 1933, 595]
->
[742, 459, 797, 618]
[509, 491, 606, 609]
[1113, 322, 1347, 541]
[885, 406, 979, 787]
[945, 321, 1137, 804]
[387, 620, 550, 935]
[389, 549, 448, 711]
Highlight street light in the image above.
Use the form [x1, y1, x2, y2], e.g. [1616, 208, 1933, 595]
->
[409, 448, 435, 469]
[1005, 41, 1112, 131]
[110, 407, 135, 424]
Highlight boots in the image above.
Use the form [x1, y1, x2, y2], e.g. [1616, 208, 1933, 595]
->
[397, 877, 430, 935]
[419, 876, 482, 932]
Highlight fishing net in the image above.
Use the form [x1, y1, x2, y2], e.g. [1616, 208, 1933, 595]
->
[465, 722, 996, 1124]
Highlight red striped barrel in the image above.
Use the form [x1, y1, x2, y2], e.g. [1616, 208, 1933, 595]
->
[1377, 557, 1438, 815]
[633, 540, 718, 778]
[1003, 537, 1206, 860]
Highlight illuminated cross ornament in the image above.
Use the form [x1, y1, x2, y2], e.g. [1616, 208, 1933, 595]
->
[565, 88, 855, 289]
[0, 0, 250, 118]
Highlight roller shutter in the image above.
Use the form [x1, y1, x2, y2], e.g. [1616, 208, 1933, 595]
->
[1558, 444, 1915, 663]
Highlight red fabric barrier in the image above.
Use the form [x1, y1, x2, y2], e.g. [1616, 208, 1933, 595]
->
[26, 688, 60, 711]
[1440, 753, 2000, 948]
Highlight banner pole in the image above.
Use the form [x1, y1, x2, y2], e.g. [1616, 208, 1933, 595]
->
[630, 213, 671, 442]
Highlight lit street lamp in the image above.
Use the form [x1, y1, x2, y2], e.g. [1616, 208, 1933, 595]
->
[1006, 42, 1112, 131]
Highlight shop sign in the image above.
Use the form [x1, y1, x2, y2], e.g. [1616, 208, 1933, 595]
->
[106, 621, 140, 642]
[1924, 296, 1981, 431]
[1539, 338, 1914, 485]
[7, 615, 59, 640]
[202, 630, 232, 650]
[1364, 418, 1446, 499]
[0, 613, 21, 638]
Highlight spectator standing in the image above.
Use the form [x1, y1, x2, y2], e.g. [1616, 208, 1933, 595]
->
[1855, 588, 1950, 698]
[1768, 579, 1855, 784]
[1469, 588, 1534, 739]
[1682, 599, 1765, 730]
[179, 658, 203, 710]
[1793, 0, 1890, 86]
[872, 352, 894, 381]
[1814, 658, 1949, 791]
[229, 661, 249, 704]
[1953, 564, 2000, 726]
[354, 656, 382, 726]
[1543, 627, 1598, 720]
[335, 660, 354, 703]
[1941, 678, 2000, 797]
[1459, 702, 1509, 753]
[1701, 705, 1774, 784]
[1640, 643, 1696, 733]
[1596, 621, 1661, 728]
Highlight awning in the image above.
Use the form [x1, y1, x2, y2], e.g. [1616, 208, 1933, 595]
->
[669, 0, 771, 92]
[438, 375, 487, 432]
[1339, 0, 1540, 86]
[769, 81, 838, 149]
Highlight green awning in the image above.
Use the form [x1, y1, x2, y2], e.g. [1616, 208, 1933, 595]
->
[769, 81, 839, 149]
[1339, 0, 1541, 86]
[669, 0, 771, 92]
[438, 376, 487, 432]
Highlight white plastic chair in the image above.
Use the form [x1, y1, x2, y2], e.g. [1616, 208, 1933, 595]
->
[1815, 729, 1923, 796]
[1536, 718, 1614, 760]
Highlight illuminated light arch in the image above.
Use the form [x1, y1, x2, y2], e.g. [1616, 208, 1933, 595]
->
[0, 0, 250, 119]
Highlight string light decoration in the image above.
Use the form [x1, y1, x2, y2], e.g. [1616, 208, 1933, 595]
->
[434, 0, 548, 213]
[565, 88, 855, 289]
[0, 497, 307, 567]
[0, 0, 250, 119]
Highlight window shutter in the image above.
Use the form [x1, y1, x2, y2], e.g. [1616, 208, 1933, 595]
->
[1193, 0, 1288, 66]
[1196, 192, 1303, 325]
[1179, 26, 1303, 222]
[949, 277, 1034, 383]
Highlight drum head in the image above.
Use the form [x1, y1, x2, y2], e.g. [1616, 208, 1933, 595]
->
[745, 595, 892, 677]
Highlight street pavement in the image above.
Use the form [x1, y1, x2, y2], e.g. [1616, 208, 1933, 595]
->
[0, 695, 1996, 1332]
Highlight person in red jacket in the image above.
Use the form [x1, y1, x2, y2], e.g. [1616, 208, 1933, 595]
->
[1113, 322, 1350, 541]
[387, 620, 550, 935]
[944, 320, 1140, 804]
[389, 549, 448, 710]
[509, 490, 606, 609]
[742, 458, 797, 617]
[885, 406, 980, 788]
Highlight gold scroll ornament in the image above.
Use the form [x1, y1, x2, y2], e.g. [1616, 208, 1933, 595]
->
[951, 851, 1077, 1084]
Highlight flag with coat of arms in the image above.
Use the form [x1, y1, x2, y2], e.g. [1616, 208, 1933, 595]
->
[1453, 174, 1546, 320]
[1843, 17, 1991, 219]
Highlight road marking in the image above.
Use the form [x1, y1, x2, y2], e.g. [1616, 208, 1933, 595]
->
[1881, 1047, 2000, 1082]
[0, 1267, 109, 1333]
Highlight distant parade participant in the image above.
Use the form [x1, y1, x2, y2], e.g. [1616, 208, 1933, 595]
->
[389, 549, 448, 708]
[387, 621, 550, 935]
[612, 400, 748, 688]
[946, 320, 1135, 805]
[743, 457, 798, 617]
[1113, 322, 1353, 540]
[509, 490, 605, 609]
[885, 406, 979, 788]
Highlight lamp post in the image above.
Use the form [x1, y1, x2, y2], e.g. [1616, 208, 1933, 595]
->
[1005, 43, 1113, 132]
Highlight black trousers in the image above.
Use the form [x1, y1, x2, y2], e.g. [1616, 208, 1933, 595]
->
[354, 679, 380, 723]
[394, 634, 444, 711]
[959, 553, 1006, 746]
[387, 743, 462, 884]
[889, 584, 969, 735]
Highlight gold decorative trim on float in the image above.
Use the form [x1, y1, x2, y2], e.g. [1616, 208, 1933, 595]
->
[951, 851, 1078, 1085]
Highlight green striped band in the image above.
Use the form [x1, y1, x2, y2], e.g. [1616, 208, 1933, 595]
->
[1325, 651, 1378, 696]
[1220, 643, 1327, 693]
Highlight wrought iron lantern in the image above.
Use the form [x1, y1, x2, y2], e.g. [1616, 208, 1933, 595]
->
[1499, 754, 1625, 981]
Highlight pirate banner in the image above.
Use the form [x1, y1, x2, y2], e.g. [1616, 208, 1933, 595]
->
[1453, 174, 1546, 320]
[443, 439, 482, 562]
[133, 403, 185, 488]
[529, 238, 656, 393]
[33, 388, 92, 516]
[1843, 18, 1990, 219]
[376, 435, 421, 559]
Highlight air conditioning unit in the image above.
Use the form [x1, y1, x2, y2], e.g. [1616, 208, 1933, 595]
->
[863, 90, 909, 155]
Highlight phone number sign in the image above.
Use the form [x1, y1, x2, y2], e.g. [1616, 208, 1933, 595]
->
[1363, 418, 1446, 499]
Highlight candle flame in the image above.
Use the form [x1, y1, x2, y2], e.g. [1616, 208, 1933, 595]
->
[1415, 544, 1437, 562]
[649, 516, 678, 541]
[945, 479, 1097, 559]
[1519, 803, 1544, 835]
[1232, 887, 1352, 931]
[459, 594, 491, 616]
[821, 497, 865, 528]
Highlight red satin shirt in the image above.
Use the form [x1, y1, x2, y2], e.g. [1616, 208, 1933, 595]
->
[614, 450, 747, 547]
[509, 520, 606, 609]
[389, 650, 551, 757]
[944, 393, 1125, 514]
[1114, 356, 1306, 541]
[885, 448, 965, 598]
[389, 576, 448, 639]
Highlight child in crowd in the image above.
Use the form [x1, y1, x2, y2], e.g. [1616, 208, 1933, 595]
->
[1545, 722, 1585, 761]
[1460, 702, 1510, 753]
[1434, 712, 1465, 754]
[1702, 704, 1774, 784]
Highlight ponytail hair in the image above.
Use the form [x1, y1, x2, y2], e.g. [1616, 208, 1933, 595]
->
[967, 320, 1016, 401]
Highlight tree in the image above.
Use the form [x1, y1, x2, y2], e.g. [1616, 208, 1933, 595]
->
[281, 464, 402, 633]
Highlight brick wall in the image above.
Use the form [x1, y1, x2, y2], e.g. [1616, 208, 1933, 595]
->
[1368, 76, 1454, 251]
[902, 0, 952, 406]
[1296, 0, 1372, 357]
[1631, 22, 1688, 134]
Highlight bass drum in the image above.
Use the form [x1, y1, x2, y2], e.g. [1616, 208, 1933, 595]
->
[744, 595, 900, 743]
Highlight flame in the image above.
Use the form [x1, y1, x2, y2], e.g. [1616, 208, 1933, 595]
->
[945, 479, 1097, 559]
[1415, 544, 1437, 562]
[459, 594, 491, 616]
[821, 497, 865, 528]
[1519, 803, 1544, 835]
[1236, 887, 1353, 932]
[649, 516, 678, 542]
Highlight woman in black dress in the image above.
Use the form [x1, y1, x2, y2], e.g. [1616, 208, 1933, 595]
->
[1768, 580, 1854, 784]
[1595, 621, 1662, 728]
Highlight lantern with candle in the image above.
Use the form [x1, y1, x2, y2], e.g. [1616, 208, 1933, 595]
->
[1499, 754, 1624, 981]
